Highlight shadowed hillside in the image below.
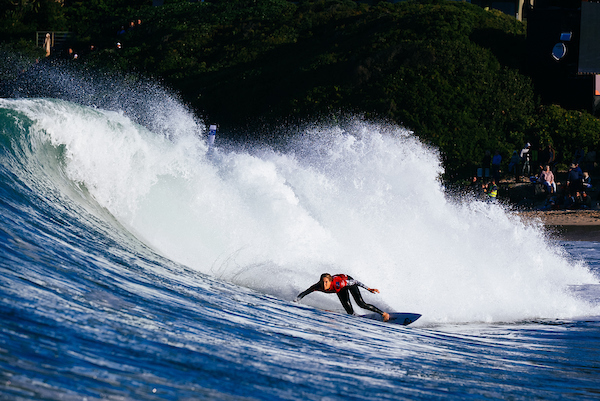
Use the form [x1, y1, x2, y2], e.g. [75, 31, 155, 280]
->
[2, 0, 600, 177]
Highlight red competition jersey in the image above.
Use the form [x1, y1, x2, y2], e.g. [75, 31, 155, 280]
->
[329, 274, 350, 293]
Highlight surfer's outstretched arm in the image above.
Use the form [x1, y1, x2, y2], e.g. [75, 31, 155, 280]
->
[346, 278, 379, 293]
[294, 283, 321, 302]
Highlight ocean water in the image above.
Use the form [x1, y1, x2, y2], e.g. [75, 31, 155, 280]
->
[1, 96, 600, 400]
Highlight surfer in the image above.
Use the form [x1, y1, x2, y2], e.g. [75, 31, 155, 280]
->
[294, 273, 390, 322]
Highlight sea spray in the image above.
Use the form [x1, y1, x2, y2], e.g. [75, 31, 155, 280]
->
[2, 98, 598, 323]
[3, 60, 200, 141]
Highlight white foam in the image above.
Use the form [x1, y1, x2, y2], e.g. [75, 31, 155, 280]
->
[5, 98, 599, 322]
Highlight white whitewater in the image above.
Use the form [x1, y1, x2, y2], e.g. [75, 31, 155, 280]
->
[4, 97, 598, 323]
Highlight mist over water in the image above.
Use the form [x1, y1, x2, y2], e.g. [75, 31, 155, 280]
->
[3, 94, 598, 324]
[3, 60, 199, 141]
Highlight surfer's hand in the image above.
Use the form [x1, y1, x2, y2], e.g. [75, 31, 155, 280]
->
[293, 297, 300, 303]
[368, 288, 380, 294]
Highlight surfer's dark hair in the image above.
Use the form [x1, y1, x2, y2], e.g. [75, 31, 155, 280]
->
[320, 273, 332, 281]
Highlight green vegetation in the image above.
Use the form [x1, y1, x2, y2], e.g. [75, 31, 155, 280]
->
[0, 0, 68, 40]
[2, 0, 600, 177]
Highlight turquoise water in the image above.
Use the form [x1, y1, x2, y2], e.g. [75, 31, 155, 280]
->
[1, 97, 599, 400]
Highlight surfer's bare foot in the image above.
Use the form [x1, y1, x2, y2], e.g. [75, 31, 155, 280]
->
[382, 313, 390, 322]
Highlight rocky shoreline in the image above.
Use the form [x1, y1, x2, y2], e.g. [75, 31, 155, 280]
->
[518, 210, 600, 241]
[518, 210, 600, 226]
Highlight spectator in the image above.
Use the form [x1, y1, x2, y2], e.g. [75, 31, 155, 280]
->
[520, 143, 532, 180]
[564, 192, 581, 210]
[583, 171, 592, 190]
[508, 150, 521, 181]
[43, 33, 51, 57]
[540, 195, 559, 211]
[538, 165, 556, 194]
[485, 179, 498, 202]
[567, 163, 583, 196]
[581, 191, 593, 209]
[469, 176, 486, 199]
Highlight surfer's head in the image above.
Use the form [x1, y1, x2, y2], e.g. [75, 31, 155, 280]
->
[320, 273, 333, 290]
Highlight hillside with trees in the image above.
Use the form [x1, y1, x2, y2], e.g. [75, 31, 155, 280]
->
[2, 0, 600, 177]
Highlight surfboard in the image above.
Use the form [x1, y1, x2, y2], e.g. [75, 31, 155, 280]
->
[359, 312, 421, 326]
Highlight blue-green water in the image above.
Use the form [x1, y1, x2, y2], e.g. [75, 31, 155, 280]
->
[1, 98, 599, 400]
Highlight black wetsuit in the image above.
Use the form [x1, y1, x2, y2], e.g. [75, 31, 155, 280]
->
[295, 274, 385, 316]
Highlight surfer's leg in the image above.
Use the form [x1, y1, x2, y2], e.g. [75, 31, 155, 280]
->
[349, 286, 385, 315]
[337, 289, 354, 314]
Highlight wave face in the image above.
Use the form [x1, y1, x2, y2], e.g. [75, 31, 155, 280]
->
[2, 96, 600, 400]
